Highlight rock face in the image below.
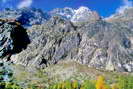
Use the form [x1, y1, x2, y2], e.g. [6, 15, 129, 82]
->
[11, 17, 80, 68]
[0, 19, 30, 60]
[0, 7, 133, 72]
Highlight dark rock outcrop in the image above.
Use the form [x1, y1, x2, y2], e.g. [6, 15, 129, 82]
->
[0, 19, 30, 60]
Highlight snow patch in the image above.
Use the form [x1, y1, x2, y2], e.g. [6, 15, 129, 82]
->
[71, 6, 99, 23]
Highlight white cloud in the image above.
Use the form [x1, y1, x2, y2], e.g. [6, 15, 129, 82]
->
[116, 0, 133, 13]
[17, 0, 33, 9]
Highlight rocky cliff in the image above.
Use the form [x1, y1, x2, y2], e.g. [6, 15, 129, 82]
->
[0, 19, 30, 60]
[0, 7, 133, 72]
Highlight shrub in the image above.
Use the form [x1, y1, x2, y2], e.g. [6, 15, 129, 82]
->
[0, 82, 21, 89]
[96, 76, 109, 89]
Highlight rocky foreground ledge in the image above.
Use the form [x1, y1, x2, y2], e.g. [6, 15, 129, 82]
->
[0, 8, 133, 72]
[0, 19, 30, 61]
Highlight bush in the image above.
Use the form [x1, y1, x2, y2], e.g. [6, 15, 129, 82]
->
[0, 82, 21, 89]
[96, 76, 109, 89]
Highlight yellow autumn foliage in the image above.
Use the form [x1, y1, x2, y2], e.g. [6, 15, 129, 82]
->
[46, 75, 133, 89]
[96, 76, 108, 89]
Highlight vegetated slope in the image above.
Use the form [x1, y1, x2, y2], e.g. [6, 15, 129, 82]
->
[0, 7, 133, 72]
[10, 60, 133, 89]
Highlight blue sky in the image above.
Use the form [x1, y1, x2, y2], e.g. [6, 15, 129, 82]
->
[0, 0, 132, 17]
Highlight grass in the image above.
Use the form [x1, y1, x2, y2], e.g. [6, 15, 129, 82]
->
[1, 60, 132, 89]
[0, 75, 133, 89]
[48, 75, 133, 89]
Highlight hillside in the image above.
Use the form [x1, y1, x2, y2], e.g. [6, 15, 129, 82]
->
[0, 6, 133, 89]
[0, 7, 131, 72]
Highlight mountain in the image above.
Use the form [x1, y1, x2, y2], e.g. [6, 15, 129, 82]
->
[106, 7, 133, 23]
[50, 6, 101, 23]
[0, 7, 133, 73]
[0, 6, 100, 26]
[0, 8, 50, 26]
[71, 6, 100, 23]
[50, 7, 75, 20]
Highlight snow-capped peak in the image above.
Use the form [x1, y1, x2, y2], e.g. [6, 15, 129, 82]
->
[71, 6, 100, 23]
[50, 6, 100, 23]
[74, 6, 91, 14]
